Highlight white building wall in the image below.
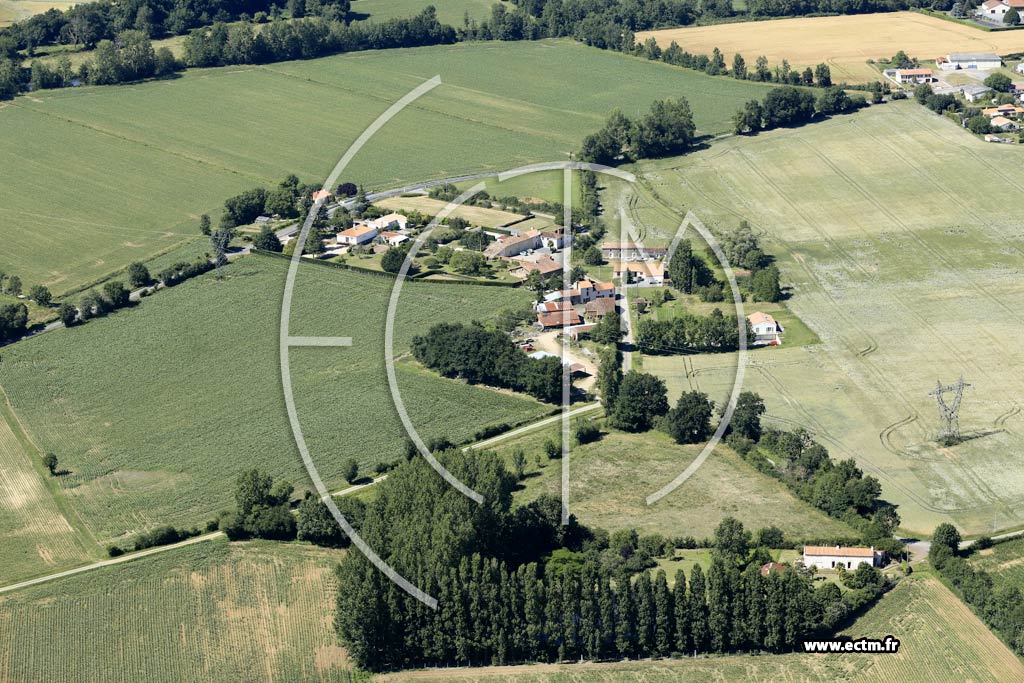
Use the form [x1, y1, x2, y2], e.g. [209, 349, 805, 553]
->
[803, 553, 878, 570]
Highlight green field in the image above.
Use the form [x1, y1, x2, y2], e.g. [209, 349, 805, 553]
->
[618, 101, 1024, 537]
[969, 536, 1024, 586]
[484, 419, 859, 540]
[0, 255, 547, 545]
[0, 540, 360, 683]
[350, 0, 511, 26]
[378, 574, 1024, 683]
[1, 39, 778, 296]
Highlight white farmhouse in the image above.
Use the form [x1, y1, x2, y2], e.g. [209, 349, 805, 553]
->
[803, 545, 882, 571]
[369, 213, 409, 231]
[337, 224, 377, 246]
[747, 311, 784, 345]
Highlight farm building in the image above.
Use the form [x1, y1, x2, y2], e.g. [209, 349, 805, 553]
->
[611, 261, 667, 286]
[255, 215, 272, 225]
[337, 225, 377, 246]
[585, 297, 617, 320]
[485, 229, 542, 258]
[368, 213, 409, 231]
[982, 103, 1024, 117]
[984, 133, 1014, 142]
[802, 545, 882, 571]
[893, 68, 934, 84]
[536, 310, 583, 329]
[574, 279, 615, 303]
[536, 300, 575, 314]
[540, 228, 570, 250]
[942, 53, 1002, 70]
[976, 0, 1024, 19]
[312, 189, 332, 202]
[747, 311, 784, 345]
[510, 254, 563, 278]
[990, 115, 1019, 130]
[377, 231, 410, 246]
[962, 84, 994, 102]
[601, 242, 668, 261]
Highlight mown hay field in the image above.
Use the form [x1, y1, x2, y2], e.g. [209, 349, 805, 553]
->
[619, 101, 1024, 537]
[483, 420, 859, 540]
[0, 397, 94, 583]
[0, 255, 548, 544]
[637, 11, 1024, 83]
[379, 574, 1024, 683]
[1, 39, 777, 296]
[0, 540, 364, 683]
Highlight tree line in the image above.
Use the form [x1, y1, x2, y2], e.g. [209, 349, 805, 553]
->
[0, 0, 349, 54]
[733, 84, 867, 135]
[334, 447, 889, 672]
[411, 321, 564, 403]
[635, 308, 745, 355]
[729, 427, 901, 553]
[580, 97, 695, 166]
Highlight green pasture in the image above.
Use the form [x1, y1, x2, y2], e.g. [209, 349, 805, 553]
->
[0, 255, 546, 544]
[2, 39, 777, 295]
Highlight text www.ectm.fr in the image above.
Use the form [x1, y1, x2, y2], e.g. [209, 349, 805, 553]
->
[803, 636, 901, 653]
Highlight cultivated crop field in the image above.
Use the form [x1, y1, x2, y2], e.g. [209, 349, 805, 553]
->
[624, 102, 1024, 537]
[1, 39, 779, 295]
[0, 397, 94, 583]
[0, 255, 548, 544]
[485, 421, 858, 540]
[0, 540, 361, 683]
[637, 11, 1024, 83]
[969, 536, 1024, 586]
[379, 574, 1024, 683]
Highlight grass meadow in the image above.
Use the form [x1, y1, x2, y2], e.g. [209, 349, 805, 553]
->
[378, 573, 1024, 683]
[482, 419, 859, 540]
[1, 39, 777, 295]
[618, 101, 1024, 537]
[0, 540, 362, 683]
[637, 11, 1024, 83]
[0, 255, 548, 545]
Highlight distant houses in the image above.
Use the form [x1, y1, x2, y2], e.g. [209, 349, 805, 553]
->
[484, 229, 543, 259]
[610, 260, 668, 286]
[976, 0, 1024, 21]
[802, 545, 882, 571]
[982, 103, 1024, 118]
[535, 279, 617, 329]
[748, 311, 784, 345]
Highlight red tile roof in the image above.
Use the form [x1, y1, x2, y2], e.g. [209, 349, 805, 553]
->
[804, 546, 875, 558]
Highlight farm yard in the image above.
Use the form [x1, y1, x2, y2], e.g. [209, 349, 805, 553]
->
[0, 255, 548, 545]
[481, 420, 859, 540]
[637, 11, 1024, 84]
[621, 101, 1024, 537]
[0, 38, 778, 296]
[0, 540, 362, 683]
[377, 574, 1024, 683]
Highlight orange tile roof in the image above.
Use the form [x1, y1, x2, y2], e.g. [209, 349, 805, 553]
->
[804, 546, 875, 558]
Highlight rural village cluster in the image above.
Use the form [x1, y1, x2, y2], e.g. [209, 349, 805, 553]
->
[2, 0, 1024, 680]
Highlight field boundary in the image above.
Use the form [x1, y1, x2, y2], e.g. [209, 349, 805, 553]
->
[0, 386, 99, 552]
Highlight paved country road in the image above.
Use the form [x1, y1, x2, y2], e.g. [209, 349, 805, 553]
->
[0, 475, 388, 595]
